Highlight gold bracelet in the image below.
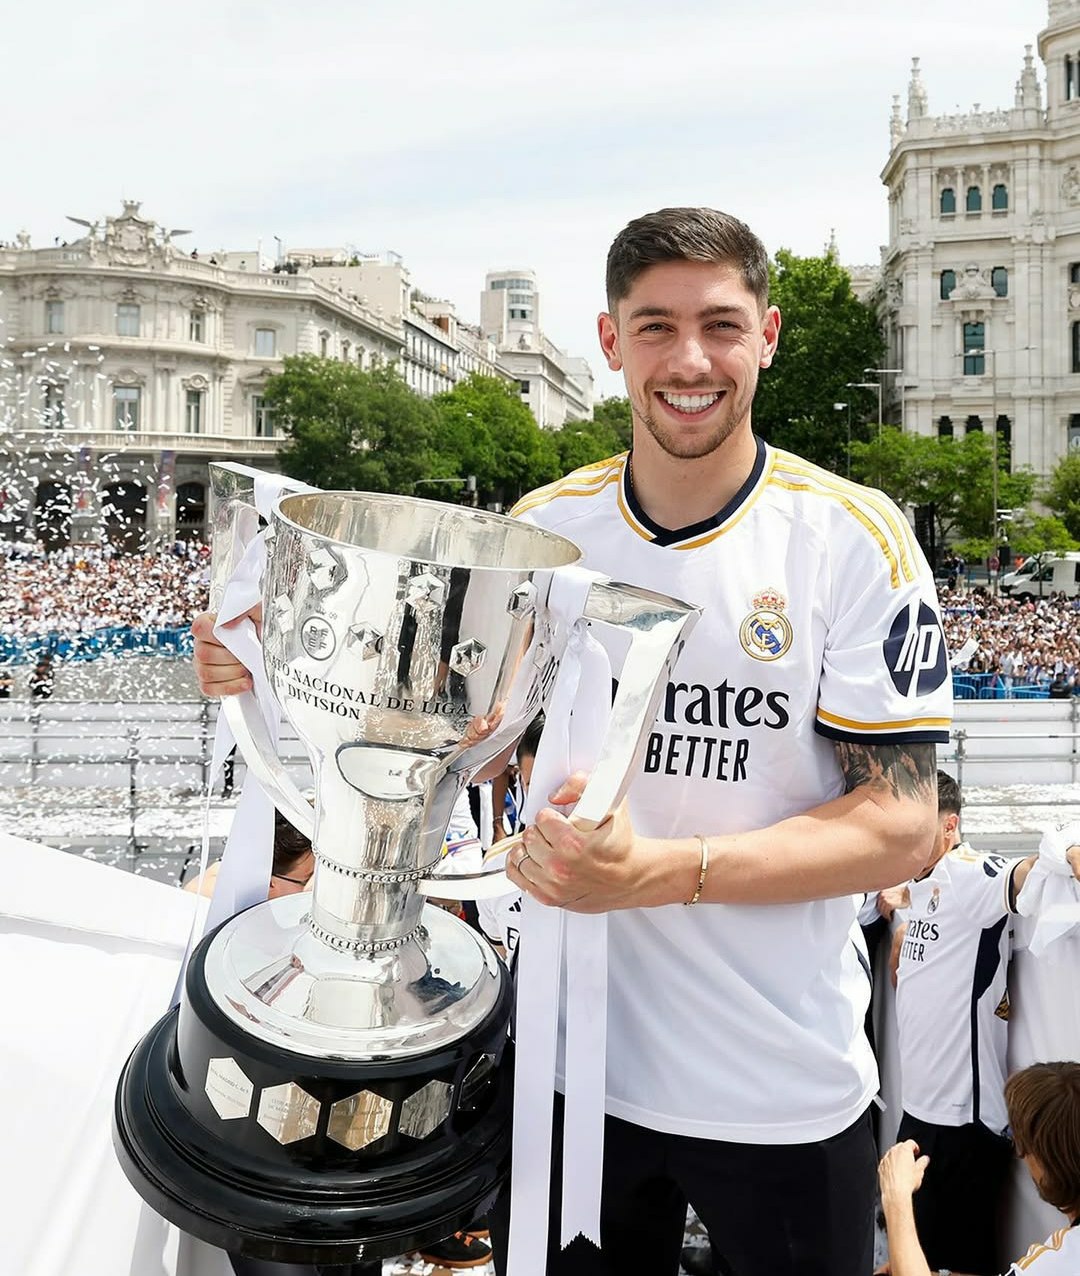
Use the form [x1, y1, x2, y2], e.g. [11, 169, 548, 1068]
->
[685, 834, 709, 906]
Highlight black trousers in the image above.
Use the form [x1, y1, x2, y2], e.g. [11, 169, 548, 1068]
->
[491, 1097, 876, 1276]
[895, 1112, 1013, 1276]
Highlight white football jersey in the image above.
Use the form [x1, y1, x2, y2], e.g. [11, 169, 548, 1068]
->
[513, 441, 952, 1143]
[895, 842, 1017, 1134]
[1009, 1225, 1080, 1274]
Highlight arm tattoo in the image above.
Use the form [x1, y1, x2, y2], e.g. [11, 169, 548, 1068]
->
[835, 741, 937, 803]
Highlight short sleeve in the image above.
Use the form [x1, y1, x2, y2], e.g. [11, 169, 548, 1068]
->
[815, 499, 952, 746]
[949, 850, 1013, 926]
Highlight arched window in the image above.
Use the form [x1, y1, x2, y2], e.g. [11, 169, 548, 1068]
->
[938, 416, 954, 439]
[992, 184, 1008, 211]
[940, 188, 956, 215]
[965, 415, 983, 434]
[940, 269, 957, 300]
[176, 482, 206, 541]
[966, 187, 982, 213]
[991, 267, 1008, 298]
[34, 482, 72, 552]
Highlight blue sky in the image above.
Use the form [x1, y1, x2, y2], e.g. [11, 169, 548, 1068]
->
[2, 0, 1052, 397]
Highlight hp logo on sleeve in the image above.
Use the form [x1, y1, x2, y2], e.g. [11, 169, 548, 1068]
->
[884, 600, 949, 697]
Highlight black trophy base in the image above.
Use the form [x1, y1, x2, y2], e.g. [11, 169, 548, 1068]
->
[114, 921, 513, 1265]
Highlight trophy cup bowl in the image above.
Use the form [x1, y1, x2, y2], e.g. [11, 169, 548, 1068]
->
[114, 477, 698, 1265]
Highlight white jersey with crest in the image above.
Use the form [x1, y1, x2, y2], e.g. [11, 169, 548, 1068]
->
[1009, 1225, 1080, 1274]
[895, 842, 1018, 1134]
[512, 440, 952, 1143]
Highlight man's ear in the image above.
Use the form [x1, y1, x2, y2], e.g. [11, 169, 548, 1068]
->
[598, 312, 622, 372]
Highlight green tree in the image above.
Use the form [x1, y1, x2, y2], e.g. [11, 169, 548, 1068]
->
[268, 356, 436, 493]
[849, 427, 1036, 551]
[1044, 451, 1080, 540]
[753, 249, 885, 472]
[431, 374, 560, 507]
[1010, 514, 1079, 558]
[552, 414, 625, 473]
[590, 396, 633, 450]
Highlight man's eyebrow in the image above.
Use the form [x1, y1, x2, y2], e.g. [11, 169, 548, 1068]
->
[626, 304, 753, 322]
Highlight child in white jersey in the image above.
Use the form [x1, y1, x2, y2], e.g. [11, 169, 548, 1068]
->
[878, 1061, 1080, 1276]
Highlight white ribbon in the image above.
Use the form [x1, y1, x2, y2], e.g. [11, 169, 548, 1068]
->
[170, 476, 300, 1005]
[1018, 820, 1080, 960]
[507, 565, 612, 1273]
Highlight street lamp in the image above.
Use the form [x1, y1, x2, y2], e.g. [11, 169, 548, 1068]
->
[865, 367, 904, 432]
[833, 402, 851, 477]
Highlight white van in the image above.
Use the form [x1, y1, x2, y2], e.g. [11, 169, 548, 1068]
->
[1000, 555, 1080, 599]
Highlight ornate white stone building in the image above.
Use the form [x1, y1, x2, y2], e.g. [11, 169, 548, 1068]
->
[479, 270, 593, 429]
[880, 0, 1080, 478]
[0, 202, 404, 547]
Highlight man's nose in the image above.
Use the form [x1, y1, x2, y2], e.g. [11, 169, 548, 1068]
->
[666, 334, 711, 379]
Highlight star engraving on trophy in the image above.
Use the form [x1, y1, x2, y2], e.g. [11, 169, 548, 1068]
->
[405, 571, 447, 614]
[507, 582, 537, 618]
[448, 637, 486, 677]
[347, 623, 384, 660]
[272, 594, 295, 634]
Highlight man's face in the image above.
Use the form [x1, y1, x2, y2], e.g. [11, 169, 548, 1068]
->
[597, 260, 780, 460]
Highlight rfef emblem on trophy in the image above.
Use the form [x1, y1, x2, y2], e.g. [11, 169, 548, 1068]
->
[114, 464, 698, 1264]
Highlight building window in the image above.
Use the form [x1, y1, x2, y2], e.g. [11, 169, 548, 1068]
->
[254, 327, 276, 357]
[114, 386, 140, 431]
[996, 414, 1012, 470]
[117, 303, 140, 337]
[319, 332, 329, 358]
[965, 186, 982, 214]
[509, 308, 529, 319]
[1069, 413, 1080, 451]
[1072, 263, 1080, 284]
[963, 322, 985, 375]
[43, 383, 65, 428]
[1068, 55, 1076, 101]
[940, 269, 957, 300]
[965, 415, 983, 434]
[253, 395, 274, 438]
[938, 415, 953, 439]
[341, 339, 350, 362]
[992, 267, 1009, 298]
[45, 300, 64, 334]
[185, 389, 203, 435]
[992, 184, 1008, 211]
[189, 310, 205, 342]
[940, 188, 956, 215]
[518, 380, 530, 395]
[1072, 322, 1080, 373]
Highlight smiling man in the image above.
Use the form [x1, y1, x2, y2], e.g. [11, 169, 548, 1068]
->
[493, 207, 951, 1276]
[190, 207, 950, 1276]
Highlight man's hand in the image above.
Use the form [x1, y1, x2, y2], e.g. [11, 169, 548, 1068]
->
[505, 773, 653, 913]
[877, 884, 911, 922]
[1069, 845, 1080, 878]
[191, 608, 259, 696]
[878, 1140, 929, 1206]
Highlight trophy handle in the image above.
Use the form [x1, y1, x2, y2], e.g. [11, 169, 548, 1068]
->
[417, 578, 700, 900]
[222, 693, 317, 838]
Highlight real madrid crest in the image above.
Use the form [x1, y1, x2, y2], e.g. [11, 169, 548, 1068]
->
[739, 588, 793, 662]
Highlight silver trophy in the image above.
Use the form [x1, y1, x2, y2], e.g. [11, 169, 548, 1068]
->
[115, 464, 699, 1265]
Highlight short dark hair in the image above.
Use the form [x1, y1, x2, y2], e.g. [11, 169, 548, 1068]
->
[518, 711, 545, 762]
[605, 208, 770, 313]
[1006, 1062, 1080, 1216]
[937, 770, 961, 817]
[273, 808, 313, 877]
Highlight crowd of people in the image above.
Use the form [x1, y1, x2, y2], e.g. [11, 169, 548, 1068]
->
[939, 585, 1080, 694]
[0, 539, 209, 647]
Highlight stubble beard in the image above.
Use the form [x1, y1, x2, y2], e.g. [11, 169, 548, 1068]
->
[633, 377, 757, 461]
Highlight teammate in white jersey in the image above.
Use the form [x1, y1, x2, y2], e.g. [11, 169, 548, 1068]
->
[885, 775, 1080, 1275]
[879, 1061, 1080, 1276]
[192, 207, 950, 1276]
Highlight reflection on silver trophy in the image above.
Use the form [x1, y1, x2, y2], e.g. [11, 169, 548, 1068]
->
[114, 463, 698, 1264]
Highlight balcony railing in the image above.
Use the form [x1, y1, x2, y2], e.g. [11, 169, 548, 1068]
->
[2, 428, 280, 456]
